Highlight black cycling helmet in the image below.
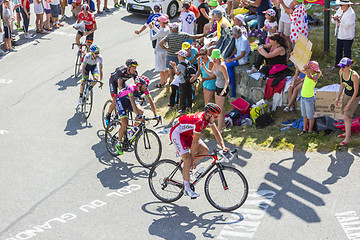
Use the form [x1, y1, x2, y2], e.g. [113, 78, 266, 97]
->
[204, 103, 221, 115]
[126, 59, 138, 67]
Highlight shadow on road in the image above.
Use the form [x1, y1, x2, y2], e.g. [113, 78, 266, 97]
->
[322, 150, 355, 185]
[56, 75, 80, 91]
[142, 202, 243, 239]
[64, 110, 93, 135]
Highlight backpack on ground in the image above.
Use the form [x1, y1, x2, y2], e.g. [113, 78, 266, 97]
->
[180, 61, 197, 82]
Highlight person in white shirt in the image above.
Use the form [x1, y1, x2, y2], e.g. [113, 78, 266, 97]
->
[331, 0, 356, 69]
[149, 14, 170, 88]
[276, 0, 292, 52]
[225, 25, 251, 98]
[178, 2, 196, 43]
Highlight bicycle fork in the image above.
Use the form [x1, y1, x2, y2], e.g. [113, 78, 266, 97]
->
[216, 164, 229, 190]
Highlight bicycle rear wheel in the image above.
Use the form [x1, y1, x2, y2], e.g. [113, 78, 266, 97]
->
[84, 88, 93, 119]
[134, 129, 162, 168]
[204, 166, 248, 212]
[75, 52, 82, 78]
[102, 99, 117, 130]
[105, 119, 121, 157]
[148, 159, 184, 203]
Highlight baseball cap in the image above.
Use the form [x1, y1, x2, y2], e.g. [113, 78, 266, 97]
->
[176, 50, 188, 57]
[262, 8, 276, 17]
[209, 0, 219, 7]
[337, 57, 353, 68]
[182, 42, 191, 50]
[169, 22, 179, 29]
[158, 14, 169, 22]
[308, 61, 320, 72]
[154, 4, 161, 10]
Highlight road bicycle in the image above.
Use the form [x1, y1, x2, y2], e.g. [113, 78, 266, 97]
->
[148, 149, 248, 212]
[101, 97, 147, 130]
[78, 78, 102, 119]
[72, 43, 88, 78]
[105, 116, 162, 168]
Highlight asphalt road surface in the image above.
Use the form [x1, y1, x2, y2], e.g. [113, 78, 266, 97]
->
[1, 6, 360, 240]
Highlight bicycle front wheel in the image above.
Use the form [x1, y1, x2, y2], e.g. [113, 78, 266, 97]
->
[102, 99, 116, 130]
[105, 119, 121, 157]
[134, 129, 162, 168]
[84, 88, 93, 119]
[75, 52, 82, 78]
[148, 159, 184, 203]
[204, 166, 248, 212]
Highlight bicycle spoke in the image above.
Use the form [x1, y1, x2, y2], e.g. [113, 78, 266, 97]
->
[135, 129, 162, 168]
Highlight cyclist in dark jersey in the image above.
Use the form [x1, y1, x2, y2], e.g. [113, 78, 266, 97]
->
[114, 75, 160, 155]
[105, 59, 138, 125]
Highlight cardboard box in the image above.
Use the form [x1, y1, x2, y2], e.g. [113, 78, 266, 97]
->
[315, 91, 342, 117]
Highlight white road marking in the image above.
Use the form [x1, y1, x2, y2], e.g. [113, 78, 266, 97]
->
[0, 79, 13, 84]
[0, 130, 10, 135]
[336, 211, 360, 240]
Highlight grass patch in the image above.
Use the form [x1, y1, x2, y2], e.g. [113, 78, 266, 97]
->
[153, 5, 360, 151]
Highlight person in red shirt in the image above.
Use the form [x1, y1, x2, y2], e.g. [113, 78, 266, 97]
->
[187, 0, 199, 18]
[74, 4, 97, 50]
[169, 103, 228, 198]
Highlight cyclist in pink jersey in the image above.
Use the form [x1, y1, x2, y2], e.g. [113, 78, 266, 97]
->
[169, 103, 228, 198]
[114, 75, 160, 155]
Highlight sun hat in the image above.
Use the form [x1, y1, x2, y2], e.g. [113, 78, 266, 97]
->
[169, 22, 179, 29]
[176, 50, 188, 57]
[210, 49, 222, 59]
[262, 8, 276, 17]
[158, 14, 169, 22]
[337, 57, 353, 68]
[182, 42, 191, 50]
[336, 0, 352, 5]
[235, 14, 245, 25]
[209, 0, 219, 7]
[308, 61, 320, 72]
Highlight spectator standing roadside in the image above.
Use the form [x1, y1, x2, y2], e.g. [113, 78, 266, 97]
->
[135, 4, 162, 49]
[3, 0, 16, 52]
[60, 0, 68, 20]
[188, 0, 200, 18]
[170, 50, 193, 113]
[298, 61, 321, 136]
[335, 58, 359, 146]
[331, 0, 355, 70]
[11, 0, 22, 32]
[288, 0, 308, 44]
[149, 14, 170, 88]
[20, 0, 33, 38]
[225, 26, 251, 98]
[201, 49, 230, 132]
[276, 0, 293, 53]
[159, 22, 206, 85]
[50, 0, 63, 28]
[34, 0, 46, 33]
[43, 0, 53, 31]
[179, 2, 196, 43]
[197, 0, 210, 34]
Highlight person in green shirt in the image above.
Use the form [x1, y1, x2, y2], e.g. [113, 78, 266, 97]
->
[298, 61, 322, 136]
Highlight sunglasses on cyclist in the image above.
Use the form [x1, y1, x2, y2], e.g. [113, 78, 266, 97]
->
[93, 52, 100, 55]
[143, 84, 148, 88]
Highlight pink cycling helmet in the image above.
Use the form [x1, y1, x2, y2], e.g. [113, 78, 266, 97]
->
[135, 75, 150, 87]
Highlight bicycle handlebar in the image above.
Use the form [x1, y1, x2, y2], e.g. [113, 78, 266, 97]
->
[141, 116, 162, 127]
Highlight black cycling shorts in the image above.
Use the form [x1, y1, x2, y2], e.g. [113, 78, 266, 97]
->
[77, 29, 94, 42]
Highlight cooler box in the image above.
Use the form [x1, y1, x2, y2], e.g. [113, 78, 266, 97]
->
[231, 97, 250, 114]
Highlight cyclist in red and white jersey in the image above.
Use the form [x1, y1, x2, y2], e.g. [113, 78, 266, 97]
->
[169, 103, 228, 198]
[74, 4, 97, 51]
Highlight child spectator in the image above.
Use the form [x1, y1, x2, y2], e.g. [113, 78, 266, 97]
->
[169, 75, 180, 110]
[248, 8, 277, 43]
[170, 50, 193, 113]
[3, 0, 16, 52]
[283, 67, 305, 112]
[34, 0, 46, 34]
[298, 61, 321, 136]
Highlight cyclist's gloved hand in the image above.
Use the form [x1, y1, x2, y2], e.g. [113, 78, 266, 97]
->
[138, 114, 143, 120]
[155, 114, 161, 121]
[99, 81, 104, 88]
[81, 77, 86, 82]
